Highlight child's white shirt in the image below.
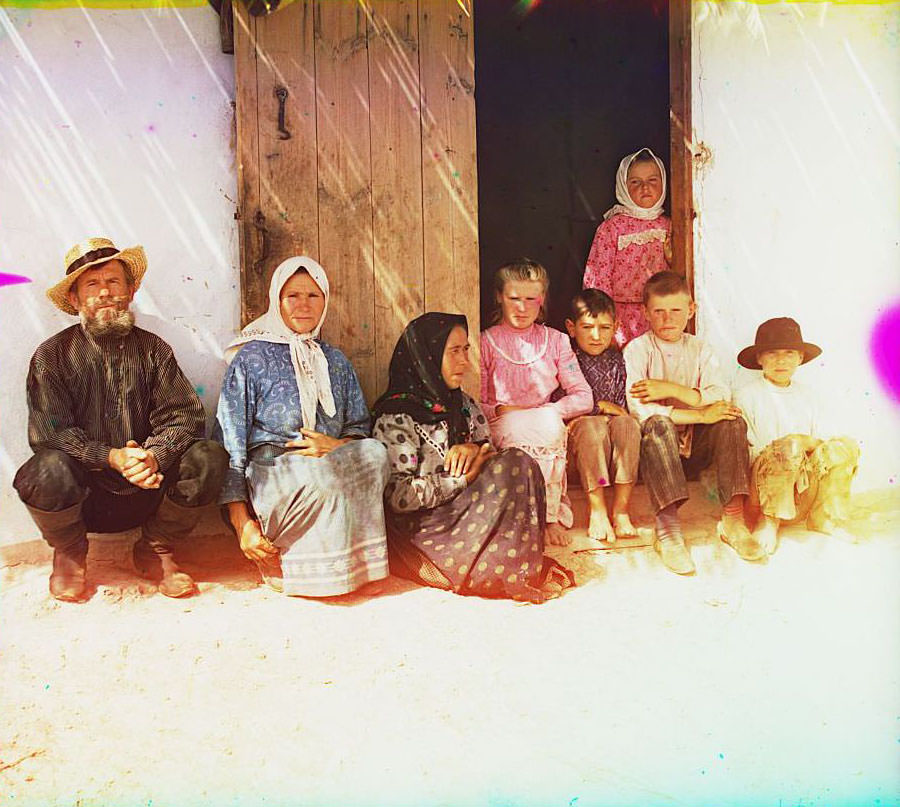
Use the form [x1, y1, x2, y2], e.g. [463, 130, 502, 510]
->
[733, 374, 820, 461]
[623, 331, 730, 422]
[623, 331, 730, 457]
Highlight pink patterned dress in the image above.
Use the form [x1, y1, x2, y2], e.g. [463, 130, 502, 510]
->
[480, 323, 593, 527]
[583, 213, 671, 346]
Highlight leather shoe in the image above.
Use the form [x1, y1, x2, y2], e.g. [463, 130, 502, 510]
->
[654, 535, 696, 575]
[717, 519, 766, 562]
[49, 549, 86, 602]
[134, 541, 197, 598]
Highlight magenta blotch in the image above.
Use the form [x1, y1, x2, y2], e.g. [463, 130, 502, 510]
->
[0, 272, 32, 288]
[869, 303, 900, 404]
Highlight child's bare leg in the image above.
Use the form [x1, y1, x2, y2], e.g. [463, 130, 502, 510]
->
[586, 487, 616, 543]
[545, 521, 571, 546]
[608, 415, 640, 539]
[611, 482, 637, 538]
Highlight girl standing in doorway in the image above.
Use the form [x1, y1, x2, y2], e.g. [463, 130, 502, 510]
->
[583, 147, 672, 346]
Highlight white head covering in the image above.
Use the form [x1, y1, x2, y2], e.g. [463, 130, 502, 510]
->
[603, 147, 667, 221]
[225, 256, 336, 430]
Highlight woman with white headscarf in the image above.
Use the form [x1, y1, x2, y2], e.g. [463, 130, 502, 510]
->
[214, 257, 390, 596]
[582, 147, 672, 346]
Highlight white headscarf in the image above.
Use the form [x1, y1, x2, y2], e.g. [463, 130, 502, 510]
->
[603, 147, 667, 221]
[225, 256, 336, 430]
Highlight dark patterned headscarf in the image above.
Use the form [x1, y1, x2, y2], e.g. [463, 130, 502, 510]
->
[373, 313, 470, 446]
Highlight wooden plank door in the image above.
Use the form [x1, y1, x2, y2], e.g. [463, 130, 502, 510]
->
[234, 0, 319, 324]
[233, 0, 479, 404]
[366, 0, 425, 398]
[314, 1, 377, 397]
[669, 0, 694, 292]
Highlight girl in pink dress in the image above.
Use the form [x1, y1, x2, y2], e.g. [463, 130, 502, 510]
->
[583, 147, 672, 346]
[480, 259, 593, 546]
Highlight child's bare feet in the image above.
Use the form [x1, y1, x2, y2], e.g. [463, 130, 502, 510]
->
[753, 515, 779, 555]
[545, 522, 571, 547]
[612, 512, 638, 540]
[588, 510, 617, 544]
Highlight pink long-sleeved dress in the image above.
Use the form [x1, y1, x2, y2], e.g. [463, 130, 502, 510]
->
[480, 323, 592, 526]
[583, 213, 671, 346]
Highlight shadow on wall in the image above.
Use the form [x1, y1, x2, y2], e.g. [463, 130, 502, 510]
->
[134, 311, 229, 430]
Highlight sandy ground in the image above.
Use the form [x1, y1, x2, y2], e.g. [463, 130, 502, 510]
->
[2, 485, 899, 807]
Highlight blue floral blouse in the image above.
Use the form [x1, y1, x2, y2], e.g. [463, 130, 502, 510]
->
[215, 340, 370, 503]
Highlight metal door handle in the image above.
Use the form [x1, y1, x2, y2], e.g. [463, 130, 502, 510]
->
[275, 86, 291, 140]
[253, 210, 269, 274]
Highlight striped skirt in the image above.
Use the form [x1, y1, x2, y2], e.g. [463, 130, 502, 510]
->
[248, 438, 390, 596]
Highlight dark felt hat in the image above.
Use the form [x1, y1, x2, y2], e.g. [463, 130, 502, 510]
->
[737, 317, 822, 369]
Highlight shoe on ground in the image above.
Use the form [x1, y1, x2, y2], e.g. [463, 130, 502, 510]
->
[717, 519, 766, 562]
[134, 542, 197, 598]
[49, 549, 86, 602]
[157, 567, 198, 598]
[653, 535, 695, 575]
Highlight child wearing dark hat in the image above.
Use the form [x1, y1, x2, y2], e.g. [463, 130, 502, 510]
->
[734, 317, 860, 554]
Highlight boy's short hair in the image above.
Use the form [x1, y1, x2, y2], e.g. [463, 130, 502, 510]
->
[568, 288, 616, 322]
[642, 270, 692, 305]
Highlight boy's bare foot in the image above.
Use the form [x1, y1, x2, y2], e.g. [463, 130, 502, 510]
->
[545, 522, 571, 547]
[753, 515, 779, 555]
[612, 512, 638, 540]
[588, 510, 617, 543]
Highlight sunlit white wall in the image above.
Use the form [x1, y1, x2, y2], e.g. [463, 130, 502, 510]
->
[692, 1, 900, 490]
[0, 6, 238, 545]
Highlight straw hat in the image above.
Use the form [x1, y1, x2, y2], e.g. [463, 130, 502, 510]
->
[47, 237, 147, 315]
[737, 317, 821, 369]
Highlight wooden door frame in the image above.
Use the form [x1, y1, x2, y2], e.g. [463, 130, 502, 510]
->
[232, 0, 694, 328]
[669, 0, 694, 295]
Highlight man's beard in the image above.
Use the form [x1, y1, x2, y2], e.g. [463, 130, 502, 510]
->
[79, 303, 135, 338]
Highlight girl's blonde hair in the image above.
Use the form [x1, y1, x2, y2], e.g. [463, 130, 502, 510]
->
[491, 258, 550, 325]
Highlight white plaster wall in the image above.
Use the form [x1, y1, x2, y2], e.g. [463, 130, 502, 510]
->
[0, 6, 238, 544]
[692, 1, 900, 491]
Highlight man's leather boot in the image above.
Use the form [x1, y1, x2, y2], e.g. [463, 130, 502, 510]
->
[136, 494, 200, 598]
[26, 501, 88, 602]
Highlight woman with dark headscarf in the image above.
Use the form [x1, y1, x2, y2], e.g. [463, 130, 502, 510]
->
[372, 313, 574, 603]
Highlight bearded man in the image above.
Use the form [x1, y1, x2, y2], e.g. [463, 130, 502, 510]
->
[13, 238, 228, 601]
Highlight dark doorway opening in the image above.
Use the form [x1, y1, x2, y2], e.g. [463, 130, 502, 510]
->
[474, 0, 670, 330]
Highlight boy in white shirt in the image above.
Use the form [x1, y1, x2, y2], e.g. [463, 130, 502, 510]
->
[624, 271, 762, 575]
[734, 317, 859, 554]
